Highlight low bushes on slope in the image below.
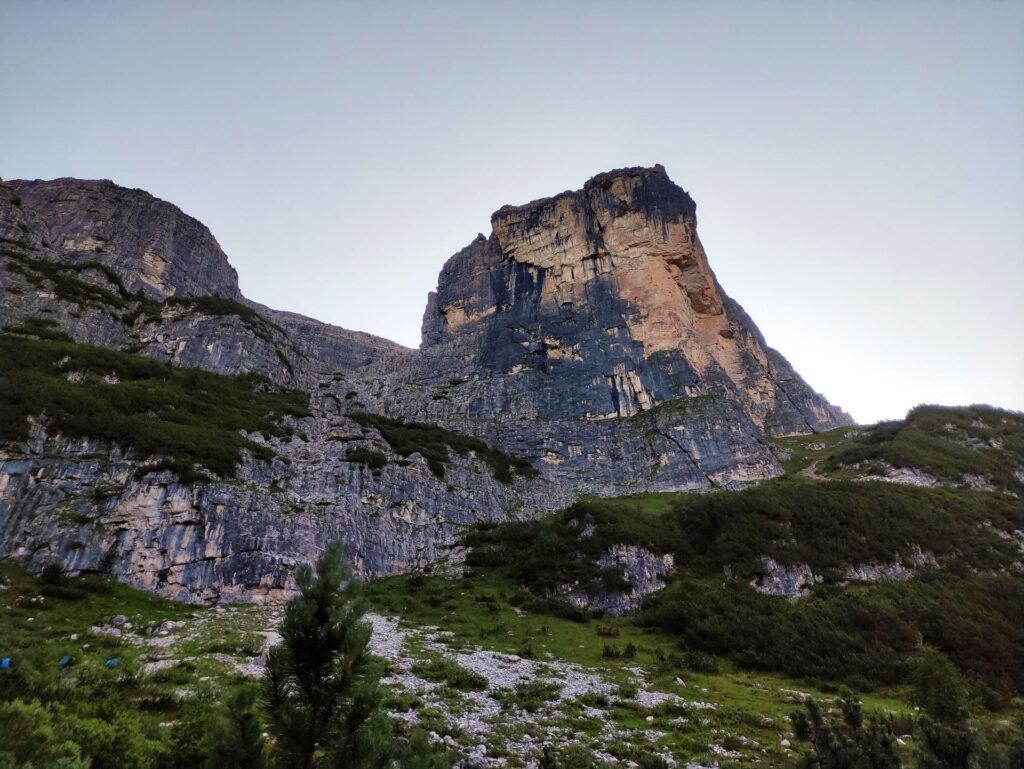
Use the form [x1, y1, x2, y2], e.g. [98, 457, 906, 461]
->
[0, 332, 309, 480]
[640, 572, 1023, 703]
[823, 404, 1024, 494]
[665, 479, 1023, 578]
[467, 481, 1023, 589]
[461, 481, 1024, 698]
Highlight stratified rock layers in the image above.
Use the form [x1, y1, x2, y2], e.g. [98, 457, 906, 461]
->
[421, 166, 845, 434]
[0, 167, 849, 601]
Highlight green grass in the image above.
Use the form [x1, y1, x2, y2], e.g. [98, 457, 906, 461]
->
[0, 562, 244, 769]
[770, 424, 862, 475]
[350, 412, 537, 483]
[363, 568, 923, 766]
[0, 333, 309, 480]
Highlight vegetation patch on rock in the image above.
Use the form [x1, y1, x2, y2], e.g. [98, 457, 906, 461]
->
[0, 333, 309, 480]
[350, 412, 537, 483]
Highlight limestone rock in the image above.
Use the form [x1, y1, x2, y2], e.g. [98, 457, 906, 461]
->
[0, 167, 852, 601]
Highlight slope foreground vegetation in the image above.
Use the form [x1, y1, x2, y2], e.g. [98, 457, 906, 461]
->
[463, 481, 1024, 701]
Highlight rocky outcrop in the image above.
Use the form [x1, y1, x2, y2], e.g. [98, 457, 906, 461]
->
[555, 545, 675, 616]
[752, 549, 940, 599]
[7, 178, 241, 300]
[419, 166, 848, 435]
[751, 558, 821, 599]
[0, 167, 851, 601]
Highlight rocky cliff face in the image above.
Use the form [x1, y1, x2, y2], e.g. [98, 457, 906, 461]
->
[421, 166, 844, 434]
[0, 167, 850, 601]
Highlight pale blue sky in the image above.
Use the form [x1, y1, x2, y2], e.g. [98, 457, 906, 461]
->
[2, 0, 1022, 423]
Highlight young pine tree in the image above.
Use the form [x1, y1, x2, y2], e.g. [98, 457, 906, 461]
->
[204, 687, 267, 769]
[262, 541, 390, 769]
[790, 689, 900, 769]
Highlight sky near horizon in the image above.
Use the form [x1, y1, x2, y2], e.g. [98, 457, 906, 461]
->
[2, 1, 1022, 424]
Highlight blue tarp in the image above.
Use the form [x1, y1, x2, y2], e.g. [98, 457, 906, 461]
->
[104, 658, 119, 668]
[59, 655, 73, 669]
[1, 658, 10, 669]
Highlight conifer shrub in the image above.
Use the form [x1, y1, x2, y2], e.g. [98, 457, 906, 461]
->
[350, 412, 537, 483]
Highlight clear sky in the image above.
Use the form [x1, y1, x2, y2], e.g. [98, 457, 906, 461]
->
[2, 1, 1022, 424]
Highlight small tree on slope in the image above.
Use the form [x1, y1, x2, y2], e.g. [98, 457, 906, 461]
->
[263, 541, 390, 769]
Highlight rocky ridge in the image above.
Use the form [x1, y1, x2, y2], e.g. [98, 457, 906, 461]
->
[0, 167, 850, 601]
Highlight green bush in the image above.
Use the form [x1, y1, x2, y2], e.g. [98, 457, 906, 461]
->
[346, 446, 388, 472]
[496, 679, 560, 713]
[350, 412, 537, 483]
[410, 656, 488, 692]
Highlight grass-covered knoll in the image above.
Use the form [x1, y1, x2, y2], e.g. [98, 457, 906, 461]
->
[350, 412, 538, 483]
[459, 482, 1024, 700]
[822, 405, 1024, 493]
[466, 481, 1023, 589]
[0, 333, 309, 480]
[773, 405, 1024, 493]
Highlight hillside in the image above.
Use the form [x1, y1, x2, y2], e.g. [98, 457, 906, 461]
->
[2, 407, 1022, 766]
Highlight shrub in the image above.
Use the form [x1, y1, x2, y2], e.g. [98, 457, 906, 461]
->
[791, 690, 900, 769]
[496, 679, 560, 713]
[263, 542, 391, 768]
[39, 563, 66, 587]
[345, 447, 388, 472]
[410, 656, 488, 692]
[349, 412, 537, 483]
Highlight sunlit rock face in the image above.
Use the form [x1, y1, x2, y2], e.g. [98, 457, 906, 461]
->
[421, 165, 848, 435]
[0, 167, 850, 601]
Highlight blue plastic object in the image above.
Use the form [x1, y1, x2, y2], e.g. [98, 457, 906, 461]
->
[1, 658, 10, 669]
[104, 658, 119, 668]
[59, 655, 72, 669]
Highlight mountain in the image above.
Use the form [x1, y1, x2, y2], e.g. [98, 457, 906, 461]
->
[0, 167, 850, 601]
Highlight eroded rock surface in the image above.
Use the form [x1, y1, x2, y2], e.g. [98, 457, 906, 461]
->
[0, 168, 850, 600]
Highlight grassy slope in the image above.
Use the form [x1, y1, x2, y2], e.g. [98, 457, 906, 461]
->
[0, 332, 309, 480]
[0, 562, 264, 768]
[773, 404, 1024, 494]
[364, 568, 916, 766]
